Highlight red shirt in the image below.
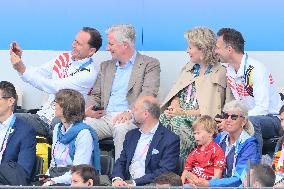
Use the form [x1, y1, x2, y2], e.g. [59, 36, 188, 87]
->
[184, 141, 225, 181]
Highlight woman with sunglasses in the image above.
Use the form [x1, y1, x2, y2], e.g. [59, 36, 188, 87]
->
[188, 100, 260, 187]
[41, 89, 100, 186]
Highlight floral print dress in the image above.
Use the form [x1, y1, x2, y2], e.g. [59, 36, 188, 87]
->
[160, 82, 199, 159]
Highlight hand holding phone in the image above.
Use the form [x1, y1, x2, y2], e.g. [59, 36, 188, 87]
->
[10, 42, 22, 58]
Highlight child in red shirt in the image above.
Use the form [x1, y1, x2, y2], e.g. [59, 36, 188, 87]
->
[181, 115, 226, 185]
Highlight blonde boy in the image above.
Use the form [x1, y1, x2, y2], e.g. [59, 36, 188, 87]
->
[181, 115, 226, 185]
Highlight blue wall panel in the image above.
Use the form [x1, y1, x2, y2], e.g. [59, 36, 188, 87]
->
[0, 0, 283, 51]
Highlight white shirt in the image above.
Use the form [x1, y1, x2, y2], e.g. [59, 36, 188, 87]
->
[0, 114, 14, 163]
[226, 54, 282, 116]
[21, 53, 100, 125]
[47, 123, 94, 184]
[129, 123, 159, 180]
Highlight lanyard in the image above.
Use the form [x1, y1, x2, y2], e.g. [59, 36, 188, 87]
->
[242, 53, 248, 85]
[231, 137, 242, 174]
[186, 64, 213, 103]
[0, 115, 16, 162]
[52, 140, 70, 167]
[66, 58, 93, 76]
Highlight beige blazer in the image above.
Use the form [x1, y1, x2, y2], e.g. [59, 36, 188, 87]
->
[161, 61, 234, 117]
[88, 52, 161, 109]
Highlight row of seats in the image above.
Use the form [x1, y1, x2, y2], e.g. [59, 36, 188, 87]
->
[30, 155, 115, 183]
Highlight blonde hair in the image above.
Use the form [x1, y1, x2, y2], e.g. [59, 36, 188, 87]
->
[192, 115, 218, 135]
[223, 100, 255, 136]
[184, 26, 218, 65]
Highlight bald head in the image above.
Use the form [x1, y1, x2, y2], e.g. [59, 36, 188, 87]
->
[137, 96, 159, 105]
[133, 96, 161, 120]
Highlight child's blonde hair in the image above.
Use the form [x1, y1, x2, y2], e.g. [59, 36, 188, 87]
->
[192, 115, 218, 135]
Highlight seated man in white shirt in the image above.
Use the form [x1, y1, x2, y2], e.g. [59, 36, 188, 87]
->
[111, 96, 180, 186]
[9, 27, 102, 142]
[215, 28, 282, 155]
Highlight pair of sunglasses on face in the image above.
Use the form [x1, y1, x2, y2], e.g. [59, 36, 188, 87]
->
[223, 113, 244, 120]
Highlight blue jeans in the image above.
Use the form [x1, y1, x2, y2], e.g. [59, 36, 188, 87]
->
[249, 115, 281, 155]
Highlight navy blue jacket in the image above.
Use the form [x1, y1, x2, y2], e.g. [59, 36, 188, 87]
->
[2, 117, 36, 178]
[111, 123, 180, 186]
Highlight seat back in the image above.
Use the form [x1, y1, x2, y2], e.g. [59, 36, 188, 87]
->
[100, 154, 114, 177]
[99, 137, 115, 158]
[175, 157, 185, 176]
[31, 156, 44, 181]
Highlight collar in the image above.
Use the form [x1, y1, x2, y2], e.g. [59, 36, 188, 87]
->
[60, 123, 74, 134]
[139, 122, 159, 135]
[185, 61, 219, 73]
[115, 51, 137, 67]
[225, 130, 251, 147]
[197, 140, 214, 151]
[235, 54, 247, 78]
[71, 56, 92, 66]
[0, 113, 14, 128]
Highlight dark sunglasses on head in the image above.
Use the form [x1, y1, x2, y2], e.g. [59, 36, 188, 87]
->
[223, 113, 244, 120]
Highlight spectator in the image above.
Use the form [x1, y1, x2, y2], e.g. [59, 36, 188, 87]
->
[111, 96, 180, 186]
[0, 81, 36, 185]
[215, 28, 282, 155]
[85, 24, 160, 160]
[160, 27, 233, 159]
[243, 164, 275, 187]
[272, 105, 284, 186]
[154, 172, 182, 187]
[190, 100, 260, 187]
[41, 89, 100, 186]
[71, 164, 100, 186]
[181, 115, 225, 186]
[10, 27, 102, 142]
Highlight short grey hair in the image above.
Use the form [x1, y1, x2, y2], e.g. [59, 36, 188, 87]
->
[223, 100, 249, 118]
[142, 100, 160, 119]
[106, 24, 136, 48]
[223, 100, 254, 135]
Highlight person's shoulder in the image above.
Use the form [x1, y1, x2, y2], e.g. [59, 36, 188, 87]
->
[15, 117, 36, 134]
[99, 59, 116, 70]
[247, 56, 267, 71]
[126, 127, 140, 137]
[137, 53, 160, 64]
[212, 141, 224, 152]
[101, 59, 114, 64]
[158, 123, 179, 140]
[52, 52, 71, 62]
[243, 135, 258, 146]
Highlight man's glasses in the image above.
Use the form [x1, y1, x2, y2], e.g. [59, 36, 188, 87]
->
[223, 113, 244, 120]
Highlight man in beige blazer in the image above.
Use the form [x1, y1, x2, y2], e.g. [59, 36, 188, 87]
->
[85, 24, 160, 160]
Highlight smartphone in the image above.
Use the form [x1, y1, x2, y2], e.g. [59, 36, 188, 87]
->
[92, 105, 103, 111]
[35, 174, 51, 180]
[11, 42, 17, 52]
[11, 42, 21, 56]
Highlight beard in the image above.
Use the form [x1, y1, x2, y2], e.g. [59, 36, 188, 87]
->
[132, 117, 143, 128]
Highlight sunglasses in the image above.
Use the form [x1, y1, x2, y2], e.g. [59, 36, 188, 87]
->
[223, 113, 244, 120]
